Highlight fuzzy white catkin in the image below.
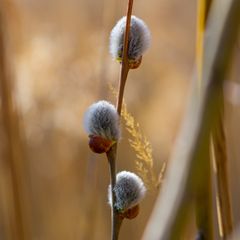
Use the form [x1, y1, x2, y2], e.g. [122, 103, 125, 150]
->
[109, 16, 151, 61]
[108, 171, 146, 211]
[84, 100, 120, 141]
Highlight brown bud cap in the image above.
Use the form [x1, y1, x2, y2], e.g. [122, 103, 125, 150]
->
[89, 135, 114, 154]
[121, 204, 140, 219]
[128, 56, 142, 69]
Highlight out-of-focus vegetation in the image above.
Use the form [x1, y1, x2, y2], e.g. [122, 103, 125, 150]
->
[0, 0, 239, 239]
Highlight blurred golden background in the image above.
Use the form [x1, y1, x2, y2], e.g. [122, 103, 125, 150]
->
[0, 0, 239, 239]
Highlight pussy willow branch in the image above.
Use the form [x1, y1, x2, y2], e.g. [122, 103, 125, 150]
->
[107, 1, 133, 240]
[106, 144, 123, 240]
[142, 0, 240, 239]
[116, 0, 133, 114]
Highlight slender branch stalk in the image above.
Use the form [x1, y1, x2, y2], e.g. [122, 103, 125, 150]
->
[107, 1, 133, 240]
[117, 66, 129, 114]
[117, 0, 133, 114]
[106, 144, 122, 240]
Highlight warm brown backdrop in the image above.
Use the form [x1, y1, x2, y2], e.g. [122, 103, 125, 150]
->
[0, 0, 239, 239]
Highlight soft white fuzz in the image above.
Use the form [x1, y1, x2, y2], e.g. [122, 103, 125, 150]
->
[110, 16, 151, 61]
[84, 100, 120, 140]
[108, 171, 146, 211]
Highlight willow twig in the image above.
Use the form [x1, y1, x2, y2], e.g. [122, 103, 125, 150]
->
[107, 1, 133, 239]
[116, 0, 133, 114]
[106, 144, 123, 240]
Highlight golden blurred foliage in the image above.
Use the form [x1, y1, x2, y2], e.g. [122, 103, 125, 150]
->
[0, 0, 240, 239]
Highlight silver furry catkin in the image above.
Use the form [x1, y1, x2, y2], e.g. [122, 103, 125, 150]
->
[109, 16, 151, 62]
[108, 171, 146, 212]
[84, 100, 120, 141]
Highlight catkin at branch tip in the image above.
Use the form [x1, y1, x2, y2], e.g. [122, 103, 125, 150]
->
[109, 16, 151, 61]
[84, 100, 120, 141]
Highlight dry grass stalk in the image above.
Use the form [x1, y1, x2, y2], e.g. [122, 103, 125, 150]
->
[109, 84, 166, 190]
[0, 8, 31, 240]
[142, 0, 240, 239]
[121, 103, 166, 190]
[211, 113, 233, 238]
[195, 0, 213, 238]
[196, 0, 212, 85]
[197, 0, 233, 238]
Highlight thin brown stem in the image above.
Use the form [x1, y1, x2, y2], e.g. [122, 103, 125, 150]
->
[106, 145, 117, 207]
[106, 144, 123, 240]
[117, 66, 129, 114]
[107, 1, 134, 240]
[116, 0, 133, 114]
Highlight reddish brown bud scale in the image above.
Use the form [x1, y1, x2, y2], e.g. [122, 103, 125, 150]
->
[88, 135, 114, 154]
[119, 204, 140, 219]
[124, 204, 140, 219]
[128, 56, 142, 69]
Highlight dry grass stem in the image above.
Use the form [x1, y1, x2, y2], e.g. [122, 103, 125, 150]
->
[142, 0, 240, 239]
[196, 0, 233, 238]
[0, 8, 31, 240]
[196, 0, 212, 86]
[195, 0, 213, 238]
[110, 84, 167, 190]
[121, 103, 165, 190]
[211, 115, 233, 238]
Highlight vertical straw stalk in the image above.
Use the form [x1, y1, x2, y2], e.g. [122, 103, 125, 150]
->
[196, 0, 212, 86]
[0, 8, 31, 240]
[211, 102, 233, 238]
[107, 1, 133, 239]
[195, 0, 213, 239]
[142, 0, 240, 239]
[197, 0, 233, 238]
[197, 0, 234, 238]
